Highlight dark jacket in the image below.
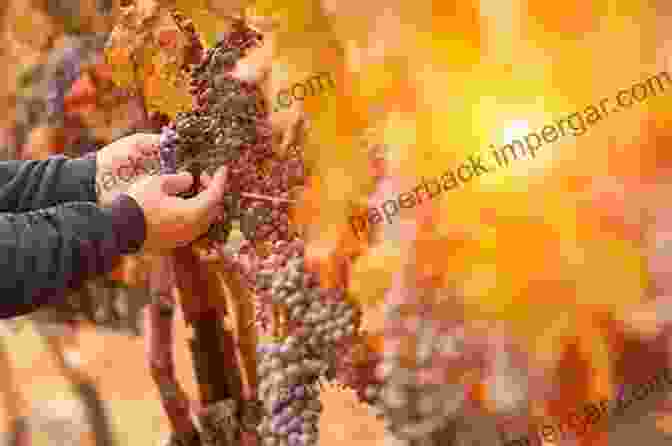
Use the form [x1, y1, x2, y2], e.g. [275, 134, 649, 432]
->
[0, 153, 146, 319]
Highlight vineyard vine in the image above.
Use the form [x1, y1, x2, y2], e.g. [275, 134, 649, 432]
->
[103, 4, 390, 446]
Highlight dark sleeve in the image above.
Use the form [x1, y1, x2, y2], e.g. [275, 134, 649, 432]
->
[0, 153, 98, 212]
[0, 194, 146, 319]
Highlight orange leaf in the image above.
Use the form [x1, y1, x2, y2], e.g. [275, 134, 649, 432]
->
[157, 29, 180, 49]
[64, 74, 98, 114]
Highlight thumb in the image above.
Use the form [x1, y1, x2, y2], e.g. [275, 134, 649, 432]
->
[132, 133, 161, 156]
[185, 167, 228, 209]
[161, 172, 194, 196]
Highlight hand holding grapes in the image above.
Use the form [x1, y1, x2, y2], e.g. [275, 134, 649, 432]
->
[126, 166, 228, 253]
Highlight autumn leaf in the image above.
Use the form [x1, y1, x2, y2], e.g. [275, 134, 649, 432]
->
[64, 72, 98, 116]
[104, 0, 198, 118]
[169, 0, 255, 47]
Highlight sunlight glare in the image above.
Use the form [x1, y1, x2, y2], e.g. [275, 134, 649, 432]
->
[502, 119, 531, 145]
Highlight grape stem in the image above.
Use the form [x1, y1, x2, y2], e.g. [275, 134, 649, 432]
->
[239, 192, 296, 204]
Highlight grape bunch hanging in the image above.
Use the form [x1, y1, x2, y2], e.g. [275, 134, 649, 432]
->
[154, 18, 383, 446]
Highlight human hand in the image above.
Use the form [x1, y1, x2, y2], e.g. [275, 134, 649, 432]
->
[95, 133, 162, 204]
[96, 133, 160, 178]
[125, 166, 228, 253]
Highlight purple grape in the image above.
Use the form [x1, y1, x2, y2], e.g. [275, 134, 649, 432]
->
[61, 47, 81, 82]
[276, 405, 298, 426]
[276, 409, 288, 423]
[272, 399, 287, 414]
[161, 126, 178, 141]
[159, 134, 172, 147]
[288, 432, 300, 446]
[293, 386, 306, 399]
[282, 405, 296, 417]
[159, 126, 177, 174]
[276, 414, 290, 427]
[277, 424, 290, 436]
[46, 89, 65, 119]
[270, 418, 282, 433]
[287, 417, 302, 433]
[159, 148, 177, 174]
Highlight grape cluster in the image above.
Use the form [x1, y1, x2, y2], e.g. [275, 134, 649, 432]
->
[158, 21, 299, 246]
[156, 19, 308, 247]
[263, 254, 357, 348]
[239, 200, 293, 244]
[264, 249, 384, 403]
[256, 339, 324, 446]
[152, 20, 385, 445]
[238, 239, 387, 444]
[374, 301, 476, 445]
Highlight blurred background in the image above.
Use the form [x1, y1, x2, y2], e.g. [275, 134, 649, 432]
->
[4, 0, 672, 445]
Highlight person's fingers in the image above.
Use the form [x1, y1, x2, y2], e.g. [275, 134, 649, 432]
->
[200, 171, 213, 188]
[180, 167, 227, 220]
[132, 133, 161, 155]
[193, 166, 228, 204]
[161, 172, 194, 195]
[206, 201, 226, 221]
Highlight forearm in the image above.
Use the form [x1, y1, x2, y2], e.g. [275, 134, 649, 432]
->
[0, 153, 97, 213]
[0, 195, 145, 319]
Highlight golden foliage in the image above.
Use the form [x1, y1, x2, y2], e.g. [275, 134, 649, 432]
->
[104, 0, 194, 118]
[169, 0, 254, 47]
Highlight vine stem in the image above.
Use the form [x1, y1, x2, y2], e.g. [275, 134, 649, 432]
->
[145, 255, 200, 443]
[218, 268, 259, 397]
[215, 267, 260, 446]
[173, 246, 253, 442]
[172, 248, 261, 446]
